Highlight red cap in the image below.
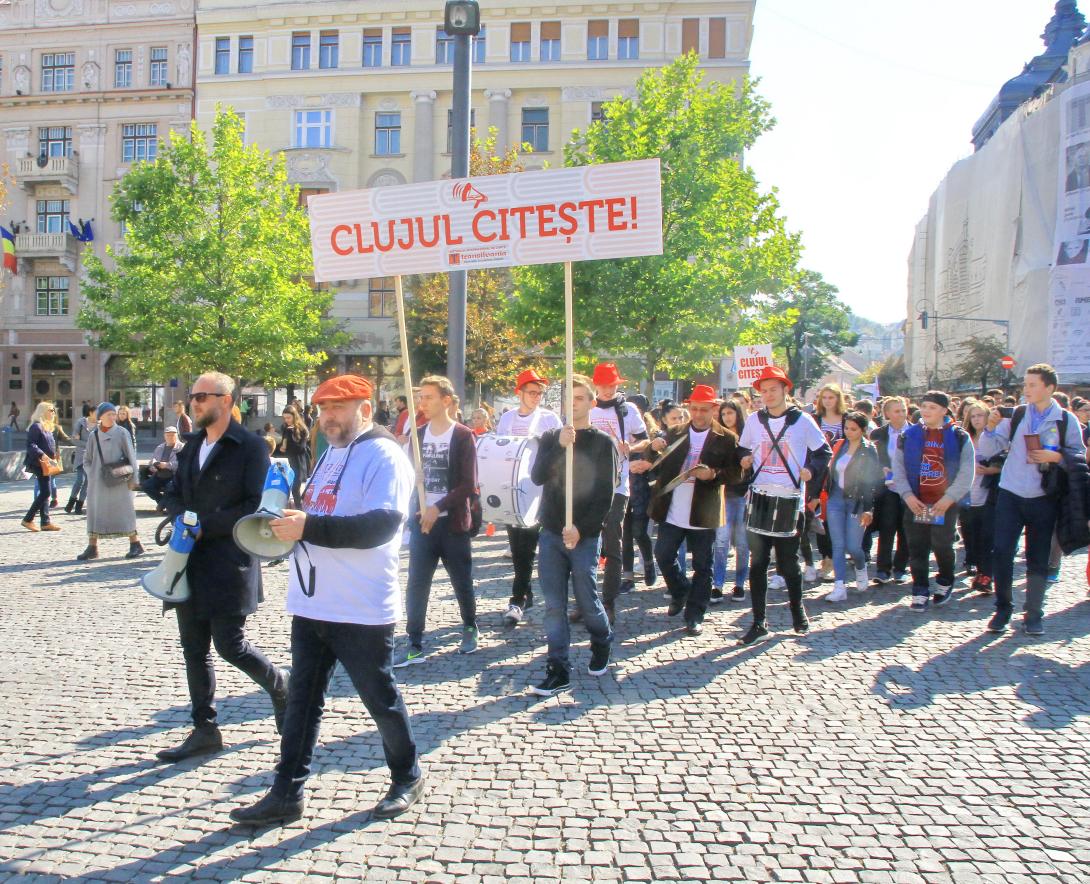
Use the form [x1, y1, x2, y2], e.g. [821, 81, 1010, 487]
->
[312, 374, 374, 404]
[752, 365, 793, 392]
[684, 384, 722, 405]
[592, 362, 626, 386]
[514, 368, 549, 391]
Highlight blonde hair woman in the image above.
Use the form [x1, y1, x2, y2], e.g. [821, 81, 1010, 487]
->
[21, 401, 61, 532]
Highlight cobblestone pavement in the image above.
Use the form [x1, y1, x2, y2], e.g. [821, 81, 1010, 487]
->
[1, 477, 1089, 883]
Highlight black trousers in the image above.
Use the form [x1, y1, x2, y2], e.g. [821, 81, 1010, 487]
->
[872, 489, 909, 576]
[622, 505, 654, 578]
[600, 493, 628, 605]
[960, 504, 995, 577]
[274, 617, 419, 801]
[506, 525, 540, 607]
[903, 504, 959, 591]
[175, 603, 280, 729]
[747, 526, 804, 625]
[654, 522, 715, 623]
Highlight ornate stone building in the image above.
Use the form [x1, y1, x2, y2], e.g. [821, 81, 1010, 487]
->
[193, 0, 754, 387]
[0, 0, 196, 422]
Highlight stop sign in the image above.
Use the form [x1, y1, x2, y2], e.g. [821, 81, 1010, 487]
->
[1000, 356, 1016, 370]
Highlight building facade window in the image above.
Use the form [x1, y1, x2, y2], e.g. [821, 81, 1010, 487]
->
[375, 112, 401, 155]
[35, 276, 69, 316]
[618, 20, 639, 59]
[368, 277, 396, 317]
[681, 18, 699, 54]
[363, 28, 383, 67]
[587, 21, 608, 60]
[150, 46, 168, 85]
[114, 49, 132, 88]
[237, 36, 253, 73]
[540, 22, 561, 61]
[708, 18, 726, 59]
[36, 199, 70, 233]
[38, 126, 72, 158]
[391, 28, 411, 66]
[473, 26, 486, 64]
[319, 30, 339, 69]
[436, 28, 454, 64]
[214, 37, 230, 74]
[291, 32, 311, 70]
[521, 107, 548, 152]
[590, 102, 606, 124]
[41, 52, 75, 92]
[122, 123, 158, 163]
[293, 109, 332, 148]
[446, 108, 476, 153]
[510, 22, 530, 62]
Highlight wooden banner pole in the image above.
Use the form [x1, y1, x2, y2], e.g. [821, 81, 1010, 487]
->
[564, 261, 574, 532]
[394, 274, 428, 513]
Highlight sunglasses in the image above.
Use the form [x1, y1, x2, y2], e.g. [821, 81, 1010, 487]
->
[188, 392, 227, 403]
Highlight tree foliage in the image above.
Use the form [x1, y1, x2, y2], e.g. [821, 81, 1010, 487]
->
[508, 54, 800, 394]
[953, 336, 1008, 396]
[78, 108, 344, 386]
[405, 129, 551, 395]
[858, 354, 910, 395]
[756, 270, 858, 395]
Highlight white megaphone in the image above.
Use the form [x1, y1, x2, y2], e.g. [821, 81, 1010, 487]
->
[142, 511, 200, 602]
[232, 460, 297, 561]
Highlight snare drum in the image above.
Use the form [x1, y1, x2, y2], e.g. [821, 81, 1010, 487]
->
[745, 485, 804, 537]
[475, 435, 542, 528]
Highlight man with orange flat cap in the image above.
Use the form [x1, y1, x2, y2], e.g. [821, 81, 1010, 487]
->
[230, 374, 424, 827]
[495, 368, 562, 626]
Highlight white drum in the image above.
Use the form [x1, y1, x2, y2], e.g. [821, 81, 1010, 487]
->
[745, 485, 804, 537]
[476, 435, 542, 528]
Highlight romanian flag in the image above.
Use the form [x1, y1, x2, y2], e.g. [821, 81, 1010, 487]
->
[0, 227, 15, 273]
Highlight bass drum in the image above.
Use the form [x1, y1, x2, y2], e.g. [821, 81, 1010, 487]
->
[475, 435, 542, 528]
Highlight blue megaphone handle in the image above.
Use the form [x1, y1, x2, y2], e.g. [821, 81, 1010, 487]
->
[265, 462, 295, 496]
[170, 514, 200, 555]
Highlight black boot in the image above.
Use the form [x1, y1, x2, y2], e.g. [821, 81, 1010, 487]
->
[76, 544, 98, 561]
[64, 498, 75, 514]
[73, 500, 83, 515]
[372, 775, 427, 820]
[270, 668, 290, 735]
[230, 790, 305, 826]
[125, 540, 145, 559]
[155, 725, 223, 763]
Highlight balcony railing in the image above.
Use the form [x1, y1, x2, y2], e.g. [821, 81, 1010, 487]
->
[15, 154, 78, 194]
[15, 231, 80, 270]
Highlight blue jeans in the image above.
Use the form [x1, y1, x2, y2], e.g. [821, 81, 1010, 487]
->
[538, 529, 612, 672]
[274, 616, 419, 800]
[991, 488, 1057, 624]
[826, 489, 867, 582]
[405, 518, 475, 649]
[69, 464, 88, 504]
[713, 495, 749, 588]
[654, 521, 715, 622]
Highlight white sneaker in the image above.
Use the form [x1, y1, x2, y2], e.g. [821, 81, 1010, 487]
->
[818, 558, 834, 581]
[803, 565, 817, 582]
[854, 567, 869, 592]
[503, 604, 524, 626]
[769, 574, 787, 590]
[825, 581, 848, 602]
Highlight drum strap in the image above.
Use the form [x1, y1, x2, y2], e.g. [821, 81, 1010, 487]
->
[752, 414, 800, 490]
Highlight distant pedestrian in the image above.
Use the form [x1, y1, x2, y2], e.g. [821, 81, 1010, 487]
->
[7, 401, 20, 430]
[77, 402, 142, 561]
[20, 401, 61, 532]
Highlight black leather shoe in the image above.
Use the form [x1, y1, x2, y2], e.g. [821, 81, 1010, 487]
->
[155, 725, 223, 763]
[64, 499, 75, 514]
[792, 610, 810, 635]
[230, 790, 305, 826]
[270, 669, 290, 735]
[667, 599, 684, 617]
[125, 541, 145, 559]
[685, 620, 703, 636]
[372, 775, 426, 820]
[76, 545, 98, 561]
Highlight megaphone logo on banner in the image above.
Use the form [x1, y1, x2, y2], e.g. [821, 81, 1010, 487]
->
[232, 460, 297, 561]
[141, 511, 200, 602]
[452, 181, 488, 209]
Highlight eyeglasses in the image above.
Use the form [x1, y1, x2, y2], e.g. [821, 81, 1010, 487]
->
[522, 388, 545, 397]
[188, 392, 227, 403]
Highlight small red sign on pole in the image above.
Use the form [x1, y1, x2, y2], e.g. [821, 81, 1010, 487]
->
[1000, 356, 1016, 370]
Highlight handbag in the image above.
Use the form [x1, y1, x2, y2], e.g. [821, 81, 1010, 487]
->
[39, 454, 62, 477]
[94, 429, 134, 487]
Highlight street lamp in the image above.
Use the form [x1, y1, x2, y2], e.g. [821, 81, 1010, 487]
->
[444, 0, 480, 400]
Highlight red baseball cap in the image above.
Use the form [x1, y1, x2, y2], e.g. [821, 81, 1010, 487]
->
[752, 365, 793, 392]
[514, 368, 549, 391]
[684, 384, 722, 405]
[312, 374, 374, 403]
[592, 362, 626, 386]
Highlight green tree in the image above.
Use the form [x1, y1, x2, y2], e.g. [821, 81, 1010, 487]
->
[79, 108, 344, 386]
[508, 53, 800, 394]
[759, 270, 858, 395]
[952, 336, 1008, 396]
[406, 129, 551, 396]
[858, 354, 910, 396]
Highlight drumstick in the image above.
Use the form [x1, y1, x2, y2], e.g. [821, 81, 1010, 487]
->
[394, 275, 427, 513]
[564, 261, 574, 532]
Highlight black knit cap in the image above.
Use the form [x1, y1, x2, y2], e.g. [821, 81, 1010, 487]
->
[920, 390, 950, 409]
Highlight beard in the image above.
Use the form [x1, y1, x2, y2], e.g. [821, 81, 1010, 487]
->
[195, 406, 221, 429]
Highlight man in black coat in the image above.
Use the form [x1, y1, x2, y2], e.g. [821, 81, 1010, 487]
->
[158, 372, 288, 763]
